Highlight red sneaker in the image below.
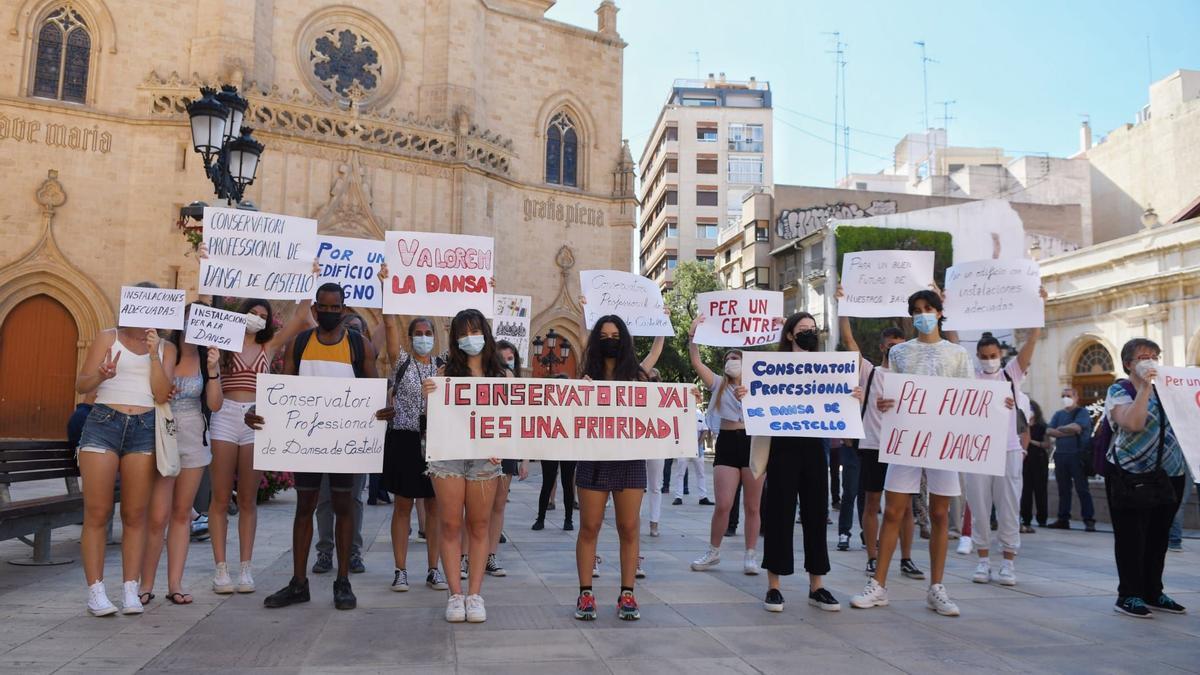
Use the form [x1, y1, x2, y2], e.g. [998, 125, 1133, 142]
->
[574, 591, 597, 621]
[617, 590, 640, 621]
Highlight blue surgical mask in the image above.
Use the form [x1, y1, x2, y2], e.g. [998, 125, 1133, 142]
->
[412, 335, 434, 356]
[457, 335, 486, 356]
[912, 312, 939, 335]
[505, 359, 516, 370]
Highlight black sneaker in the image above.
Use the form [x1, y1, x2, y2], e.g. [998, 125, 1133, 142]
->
[532, 518, 545, 531]
[1084, 520, 1097, 532]
[698, 498, 715, 506]
[264, 578, 310, 608]
[764, 588, 785, 613]
[1114, 596, 1152, 618]
[499, 531, 508, 544]
[333, 576, 356, 610]
[1047, 520, 1070, 530]
[865, 558, 877, 576]
[563, 518, 574, 531]
[486, 553, 506, 577]
[312, 551, 332, 574]
[672, 498, 683, 506]
[350, 554, 366, 574]
[808, 587, 841, 612]
[1145, 594, 1187, 614]
[900, 558, 926, 580]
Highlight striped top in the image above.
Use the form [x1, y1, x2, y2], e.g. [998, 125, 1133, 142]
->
[298, 332, 355, 378]
[1104, 383, 1185, 477]
[223, 350, 269, 392]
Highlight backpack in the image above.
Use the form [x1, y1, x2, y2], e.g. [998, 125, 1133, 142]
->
[1092, 379, 1136, 475]
[1002, 370, 1029, 435]
[392, 353, 445, 392]
[292, 327, 366, 378]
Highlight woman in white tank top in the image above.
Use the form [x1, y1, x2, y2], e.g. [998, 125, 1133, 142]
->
[75, 283, 175, 617]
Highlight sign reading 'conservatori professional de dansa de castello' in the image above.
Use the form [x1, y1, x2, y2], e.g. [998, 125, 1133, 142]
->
[199, 207, 318, 301]
[741, 352, 864, 439]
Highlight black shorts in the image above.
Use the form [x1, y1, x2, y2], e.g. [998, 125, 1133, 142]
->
[858, 448, 888, 493]
[714, 428, 751, 469]
[500, 459, 520, 476]
[381, 428, 435, 499]
[294, 472, 355, 492]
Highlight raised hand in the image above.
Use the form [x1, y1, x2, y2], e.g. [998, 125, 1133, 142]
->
[98, 348, 121, 380]
[145, 329, 161, 353]
[734, 385, 748, 400]
[689, 313, 706, 337]
[377, 263, 389, 282]
[206, 347, 221, 377]
[851, 386, 864, 402]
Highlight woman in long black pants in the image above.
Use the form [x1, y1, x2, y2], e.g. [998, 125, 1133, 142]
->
[533, 461, 576, 531]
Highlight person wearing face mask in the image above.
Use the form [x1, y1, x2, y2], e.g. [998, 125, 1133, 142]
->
[1019, 400, 1050, 533]
[477, 339, 527, 578]
[1045, 387, 1096, 531]
[962, 328, 1041, 587]
[380, 311, 449, 594]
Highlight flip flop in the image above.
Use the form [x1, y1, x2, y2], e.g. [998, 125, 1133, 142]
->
[139, 592, 154, 605]
[165, 592, 193, 605]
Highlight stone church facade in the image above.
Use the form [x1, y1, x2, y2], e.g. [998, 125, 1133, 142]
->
[0, 0, 635, 438]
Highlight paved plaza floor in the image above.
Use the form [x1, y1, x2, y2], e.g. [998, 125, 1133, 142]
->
[1, 467, 1198, 674]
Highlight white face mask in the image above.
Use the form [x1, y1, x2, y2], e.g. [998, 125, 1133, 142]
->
[244, 313, 267, 334]
[979, 358, 1001, 375]
[1134, 359, 1158, 380]
[411, 335, 434, 356]
[1061, 396, 1075, 408]
[724, 360, 742, 379]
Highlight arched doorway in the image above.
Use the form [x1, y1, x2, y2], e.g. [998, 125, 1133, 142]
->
[1071, 342, 1115, 406]
[0, 295, 80, 439]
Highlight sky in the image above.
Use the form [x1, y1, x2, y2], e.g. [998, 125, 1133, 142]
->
[546, 0, 1200, 188]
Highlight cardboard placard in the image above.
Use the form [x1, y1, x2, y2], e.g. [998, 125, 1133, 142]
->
[317, 235, 386, 309]
[942, 258, 1044, 331]
[382, 231, 494, 317]
[692, 290, 784, 347]
[184, 305, 247, 351]
[839, 250, 935, 318]
[741, 351, 864, 439]
[118, 286, 186, 330]
[1157, 366, 1200, 479]
[580, 270, 673, 337]
[199, 207, 318, 301]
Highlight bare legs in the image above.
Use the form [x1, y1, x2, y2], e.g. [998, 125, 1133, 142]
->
[392, 496, 440, 571]
[208, 441, 261, 566]
[875, 490, 951, 586]
[864, 491, 915, 560]
[576, 488, 643, 588]
[141, 467, 205, 595]
[435, 477, 497, 596]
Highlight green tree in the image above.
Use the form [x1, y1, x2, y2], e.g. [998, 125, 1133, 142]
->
[635, 260, 724, 385]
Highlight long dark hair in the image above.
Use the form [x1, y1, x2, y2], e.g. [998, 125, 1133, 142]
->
[582, 314, 645, 382]
[236, 298, 276, 344]
[496, 339, 522, 377]
[445, 309, 505, 377]
[778, 312, 817, 351]
[173, 301, 209, 365]
[1029, 399, 1044, 426]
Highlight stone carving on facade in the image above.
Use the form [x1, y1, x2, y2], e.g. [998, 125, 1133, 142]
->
[313, 152, 384, 240]
[531, 244, 584, 349]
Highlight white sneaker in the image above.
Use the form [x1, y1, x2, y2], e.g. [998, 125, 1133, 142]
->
[391, 569, 410, 592]
[445, 593, 466, 622]
[592, 554, 601, 578]
[743, 549, 760, 575]
[635, 556, 646, 579]
[212, 562, 234, 594]
[237, 562, 255, 593]
[997, 561, 1017, 586]
[972, 560, 992, 584]
[956, 537, 973, 555]
[465, 594, 487, 623]
[121, 580, 144, 615]
[87, 581, 118, 617]
[926, 583, 960, 616]
[850, 578, 889, 609]
[691, 547, 721, 571]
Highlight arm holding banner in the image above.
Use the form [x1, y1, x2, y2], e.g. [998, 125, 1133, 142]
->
[267, 299, 316, 355]
[687, 315, 718, 388]
[358, 333, 395, 422]
[145, 329, 176, 405]
[639, 306, 671, 372]
[203, 346, 224, 412]
[1111, 364, 1156, 433]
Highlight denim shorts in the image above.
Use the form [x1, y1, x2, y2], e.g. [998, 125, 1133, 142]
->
[78, 404, 155, 456]
[427, 459, 501, 481]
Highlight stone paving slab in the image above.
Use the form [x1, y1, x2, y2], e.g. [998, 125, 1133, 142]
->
[1, 466, 1198, 674]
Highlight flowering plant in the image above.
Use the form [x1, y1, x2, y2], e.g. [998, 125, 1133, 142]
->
[258, 471, 295, 503]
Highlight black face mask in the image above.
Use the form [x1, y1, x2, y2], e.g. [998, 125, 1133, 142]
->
[316, 311, 343, 332]
[793, 330, 819, 351]
[598, 337, 621, 358]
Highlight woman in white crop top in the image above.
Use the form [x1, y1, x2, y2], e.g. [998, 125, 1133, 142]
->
[75, 284, 176, 618]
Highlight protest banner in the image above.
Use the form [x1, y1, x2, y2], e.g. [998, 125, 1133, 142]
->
[253, 374, 387, 473]
[877, 372, 1010, 476]
[492, 294, 532, 363]
[1156, 366, 1200, 479]
[184, 305, 246, 351]
[383, 231, 494, 317]
[692, 290, 784, 347]
[942, 258, 1044, 331]
[317, 235, 386, 309]
[740, 352, 864, 439]
[199, 207, 318, 301]
[118, 286, 186, 330]
[425, 377, 697, 461]
[839, 250, 935, 318]
[580, 270, 673, 337]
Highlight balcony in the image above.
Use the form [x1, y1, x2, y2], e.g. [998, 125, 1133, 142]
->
[717, 220, 742, 247]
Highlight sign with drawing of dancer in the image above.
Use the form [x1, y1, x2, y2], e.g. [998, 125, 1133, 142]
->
[425, 377, 697, 460]
[839, 250, 935, 318]
[492, 294, 532, 363]
[692, 290, 784, 347]
[1156, 366, 1200, 480]
[942, 258, 1044, 331]
[740, 352, 864, 439]
[184, 305, 247, 351]
[382, 231, 494, 317]
[199, 207, 318, 301]
[580, 270, 673, 337]
[118, 286, 186, 330]
[316, 235, 386, 309]
[253, 374, 388, 473]
[877, 373, 1010, 476]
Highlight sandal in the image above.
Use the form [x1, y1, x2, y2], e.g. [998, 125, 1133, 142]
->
[165, 592, 193, 605]
[139, 592, 154, 605]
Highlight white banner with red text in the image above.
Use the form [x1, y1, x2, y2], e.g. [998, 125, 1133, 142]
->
[1157, 366, 1200, 479]
[382, 231, 494, 317]
[692, 290, 784, 347]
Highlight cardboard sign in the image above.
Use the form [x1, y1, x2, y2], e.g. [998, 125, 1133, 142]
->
[693, 290, 784, 347]
[382, 231, 494, 317]
[741, 352, 864, 439]
[942, 258, 1044, 331]
[183, 305, 247, 351]
[580, 270, 673, 337]
[118, 286, 186, 330]
[1157, 366, 1200, 479]
[253, 374, 387, 473]
[317, 235, 386, 309]
[839, 250, 935, 318]
[425, 377, 697, 461]
[199, 207, 318, 301]
[492, 294, 532, 364]
[877, 373, 1010, 476]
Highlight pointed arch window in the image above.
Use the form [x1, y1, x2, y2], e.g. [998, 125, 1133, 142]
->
[32, 6, 91, 103]
[545, 111, 579, 187]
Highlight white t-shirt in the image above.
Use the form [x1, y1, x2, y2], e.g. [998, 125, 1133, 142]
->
[887, 339, 973, 379]
[859, 360, 885, 450]
[975, 358, 1028, 451]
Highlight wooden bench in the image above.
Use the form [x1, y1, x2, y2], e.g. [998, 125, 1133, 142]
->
[0, 440, 82, 566]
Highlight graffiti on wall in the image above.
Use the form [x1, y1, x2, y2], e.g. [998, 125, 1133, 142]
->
[775, 200, 898, 239]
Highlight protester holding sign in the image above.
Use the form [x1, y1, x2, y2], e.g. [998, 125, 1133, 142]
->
[420, 309, 509, 623]
[1103, 339, 1188, 619]
[140, 303, 225, 607]
[246, 283, 392, 612]
[75, 282, 176, 617]
[483, 340, 528, 579]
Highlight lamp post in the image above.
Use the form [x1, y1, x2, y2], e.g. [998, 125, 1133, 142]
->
[532, 328, 572, 376]
[184, 84, 264, 206]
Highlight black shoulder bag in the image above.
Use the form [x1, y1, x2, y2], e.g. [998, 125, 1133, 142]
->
[1107, 392, 1177, 510]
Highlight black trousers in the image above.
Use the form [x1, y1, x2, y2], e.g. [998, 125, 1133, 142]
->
[537, 460, 576, 523]
[1106, 470, 1184, 600]
[761, 438, 830, 576]
[1020, 447, 1049, 525]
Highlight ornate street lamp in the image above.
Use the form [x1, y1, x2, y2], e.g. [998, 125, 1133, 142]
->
[184, 84, 263, 205]
[532, 328, 572, 376]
